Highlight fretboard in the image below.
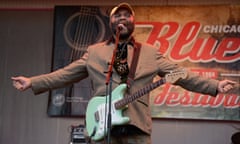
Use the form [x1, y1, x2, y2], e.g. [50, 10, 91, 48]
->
[115, 78, 166, 109]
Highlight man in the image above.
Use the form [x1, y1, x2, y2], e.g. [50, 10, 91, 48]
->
[12, 2, 236, 144]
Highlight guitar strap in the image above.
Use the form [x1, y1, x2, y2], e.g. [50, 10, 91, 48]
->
[127, 42, 141, 88]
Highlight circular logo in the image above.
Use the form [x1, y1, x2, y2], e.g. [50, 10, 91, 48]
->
[52, 94, 65, 107]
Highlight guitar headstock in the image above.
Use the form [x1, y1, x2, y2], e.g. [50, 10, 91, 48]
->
[165, 70, 187, 83]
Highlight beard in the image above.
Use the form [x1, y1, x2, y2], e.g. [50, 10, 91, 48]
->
[110, 22, 135, 40]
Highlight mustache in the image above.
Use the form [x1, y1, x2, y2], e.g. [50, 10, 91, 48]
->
[111, 23, 134, 34]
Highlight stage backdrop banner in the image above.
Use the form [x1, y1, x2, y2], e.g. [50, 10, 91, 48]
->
[49, 5, 240, 121]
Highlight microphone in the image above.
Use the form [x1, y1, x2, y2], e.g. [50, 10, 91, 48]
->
[118, 24, 125, 31]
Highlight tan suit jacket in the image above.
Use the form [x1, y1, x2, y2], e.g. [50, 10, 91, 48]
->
[30, 41, 219, 135]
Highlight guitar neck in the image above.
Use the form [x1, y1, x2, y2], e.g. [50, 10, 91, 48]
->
[115, 78, 166, 109]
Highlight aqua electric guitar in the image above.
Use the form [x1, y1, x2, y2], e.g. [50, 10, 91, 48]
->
[86, 70, 187, 141]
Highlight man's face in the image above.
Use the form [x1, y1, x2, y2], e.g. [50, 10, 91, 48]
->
[110, 8, 135, 40]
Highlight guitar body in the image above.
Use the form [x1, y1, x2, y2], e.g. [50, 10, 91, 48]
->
[86, 84, 130, 141]
[85, 70, 187, 141]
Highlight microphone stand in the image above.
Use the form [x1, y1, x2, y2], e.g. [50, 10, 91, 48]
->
[105, 28, 120, 144]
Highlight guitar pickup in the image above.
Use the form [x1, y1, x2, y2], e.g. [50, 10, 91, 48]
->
[94, 111, 99, 122]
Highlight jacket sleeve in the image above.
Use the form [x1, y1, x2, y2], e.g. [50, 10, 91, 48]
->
[30, 51, 89, 95]
[175, 71, 219, 96]
[155, 48, 219, 97]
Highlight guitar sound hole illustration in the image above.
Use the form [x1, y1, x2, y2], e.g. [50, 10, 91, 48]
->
[63, 8, 106, 52]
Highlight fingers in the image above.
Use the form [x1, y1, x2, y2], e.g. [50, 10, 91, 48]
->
[11, 76, 30, 91]
[12, 76, 23, 90]
[218, 79, 237, 93]
[11, 76, 23, 82]
[11, 76, 18, 80]
[226, 80, 237, 85]
[222, 83, 234, 93]
[13, 80, 24, 91]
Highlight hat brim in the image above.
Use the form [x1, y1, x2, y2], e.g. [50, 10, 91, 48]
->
[110, 3, 135, 17]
